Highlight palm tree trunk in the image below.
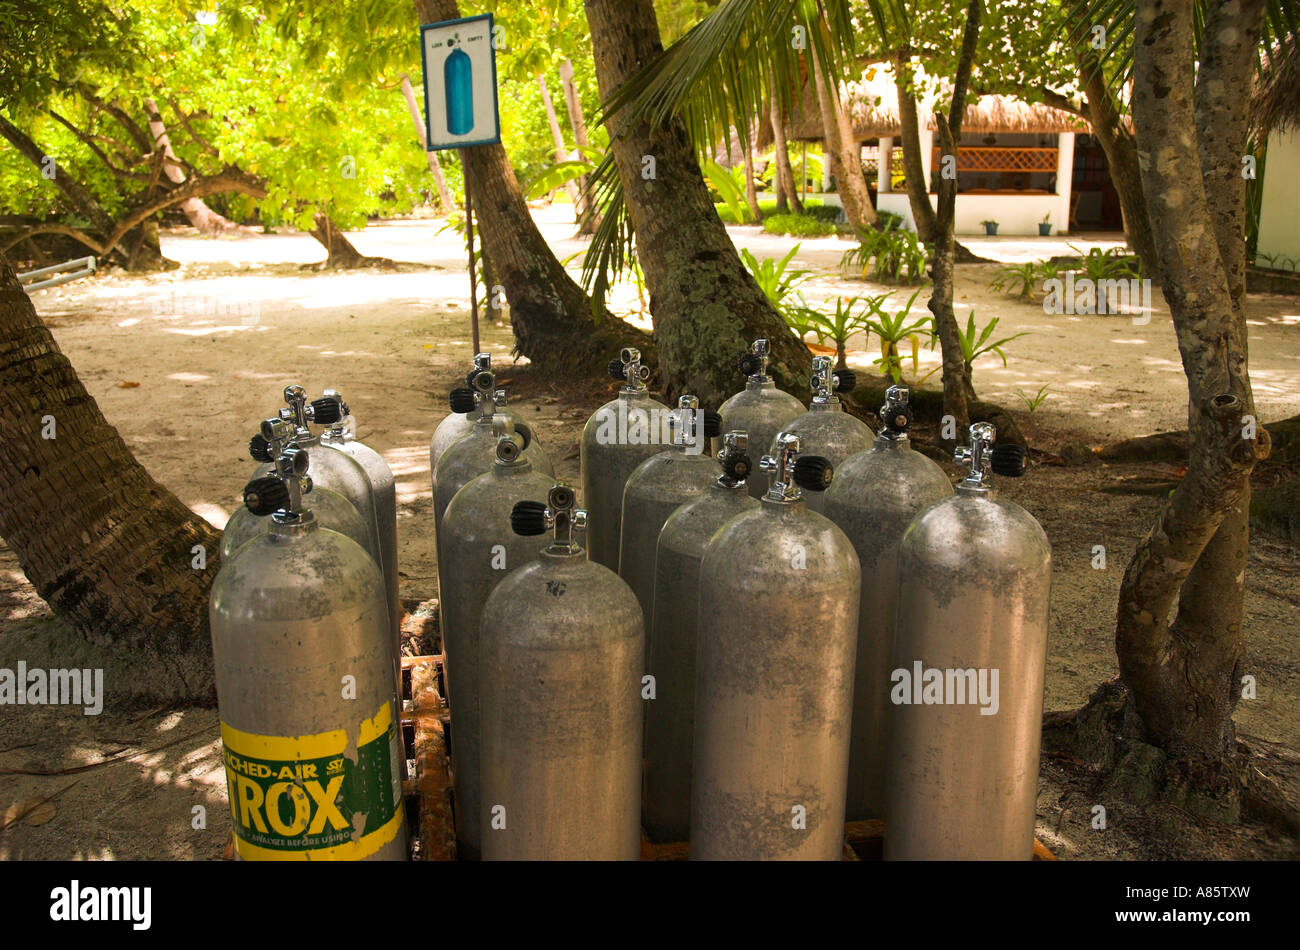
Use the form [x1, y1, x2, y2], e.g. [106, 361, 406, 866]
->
[0, 251, 220, 699]
[586, 0, 807, 405]
[809, 39, 876, 230]
[559, 58, 601, 235]
[741, 127, 762, 220]
[400, 74, 455, 212]
[537, 73, 582, 207]
[768, 80, 803, 214]
[414, 0, 648, 374]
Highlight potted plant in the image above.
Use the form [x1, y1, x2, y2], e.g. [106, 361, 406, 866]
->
[981, 219, 999, 235]
[1038, 213, 1052, 236]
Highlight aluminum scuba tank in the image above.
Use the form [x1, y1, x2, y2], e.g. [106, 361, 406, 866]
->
[580, 347, 671, 570]
[209, 418, 407, 861]
[314, 390, 402, 663]
[436, 417, 555, 860]
[643, 431, 760, 844]
[822, 385, 954, 822]
[779, 356, 874, 513]
[432, 373, 550, 538]
[479, 485, 644, 860]
[221, 442, 371, 563]
[430, 353, 539, 472]
[884, 423, 1046, 861]
[692, 434, 860, 860]
[618, 395, 723, 648]
[718, 339, 805, 500]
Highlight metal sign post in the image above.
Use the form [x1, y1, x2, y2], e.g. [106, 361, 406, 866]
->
[419, 13, 501, 354]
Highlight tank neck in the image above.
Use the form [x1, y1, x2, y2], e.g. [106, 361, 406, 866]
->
[760, 494, 804, 512]
[269, 512, 319, 536]
[956, 482, 992, 498]
[493, 457, 533, 474]
[746, 377, 774, 392]
[809, 399, 841, 413]
[874, 433, 909, 449]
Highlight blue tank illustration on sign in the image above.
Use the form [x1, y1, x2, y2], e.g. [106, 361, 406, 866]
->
[444, 44, 474, 136]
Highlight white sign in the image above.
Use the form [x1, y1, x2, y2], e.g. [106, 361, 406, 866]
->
[420, 13, 501, 151]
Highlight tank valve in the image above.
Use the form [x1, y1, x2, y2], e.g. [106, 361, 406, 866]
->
[879, 384, 914, 438]
[306, 390, 346, 427]
[467, 352, 492, 387]
[760, 432, 834, 501]
[955, 423, 1028, 490]
[493, 413, 526, 463]
[611, 346, 650, 392]
[511, 485, 587, 553]
[810, 356, 855, 404]
[718, 431, 752, 485]
[668, 395, 721, 450]
[243, 418, 313, 522]
[738, 339, 771, 380]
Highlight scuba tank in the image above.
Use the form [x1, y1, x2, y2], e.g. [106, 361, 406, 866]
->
[479, 486, 644, 860]
[780, 356, 874, 513]
[435, 416, 555, 860]
[316, 390, 402, 664]
[580, 347, 671, 570]
[822, 385, 954, 822]
[692, 433, 860, 860]
[432, 374, 550, 538]
[618, 395, 722, 647]
[642, 431, 760, 844]
[430, 353, 536, 471]
[221, 440, 371, 564]
[209, 418, 407, 861]
[884, 423, 1046, 860]
[717, 339, 805, 500]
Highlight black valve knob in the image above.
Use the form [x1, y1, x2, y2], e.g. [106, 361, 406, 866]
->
[723, 452, 752, 482]
[515, 422, 534, 451]
[793, 456, 833, 492]
[832, 369, 856, 394]
[608, 358, 626, 381]
[702, 410, 723, 439]
[449, 387, 477, 414]
[249, 433, 274, 463]
[991, 443, 1028, 477]
[309, 397, 344, 425]
[511, 500, 549, 536]
[738, 353, 761, 376]
[881, 403, 913, 433]
[244, 476, 289, 516]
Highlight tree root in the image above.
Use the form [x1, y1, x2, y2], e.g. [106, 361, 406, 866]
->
[1042, 679, 1300, 836]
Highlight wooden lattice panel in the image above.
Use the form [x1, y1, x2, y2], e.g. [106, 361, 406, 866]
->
[931, 146, 1058, 174]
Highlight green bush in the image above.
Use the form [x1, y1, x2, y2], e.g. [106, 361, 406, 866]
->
[715, 196, 834, 224]
[762, 213, 836, 236]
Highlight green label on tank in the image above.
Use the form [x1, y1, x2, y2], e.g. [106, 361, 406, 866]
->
[221, 702, 403, 860]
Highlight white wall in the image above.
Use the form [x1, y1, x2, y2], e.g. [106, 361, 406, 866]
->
[1257, 128, 1300, 266]
[879, 192, 1061, 235]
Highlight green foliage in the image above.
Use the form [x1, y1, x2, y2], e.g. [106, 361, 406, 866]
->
[840, 225, 929, 284]
[525, 158, 597, 200]
[989, 260, 1059, 301]
[942, 310, 1031, 375]
[762, 213, 835, 236]
[739, 244, 812, 319]
[1257, 252, 1298, 271]
[1069, 244, 1141, 282]
[702, 156, 752, 224]
[863, 288, 934, 383]
[791, 294, 875, 366]
[714, 196, 838, 224]
[1015, 383, 1052, 414]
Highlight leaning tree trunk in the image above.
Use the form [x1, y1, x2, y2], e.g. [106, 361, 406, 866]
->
[894, 54, 939, 243]
[741, 124, 763, 221]
[810, 38, 876, 230]
[585, 0, 808, 405]
[923, 0, 982, 442]
[768, 80, 804, 214]
[1113, 0, 1269, 794]
[144, 99, 240, 235]
[416, 0, 650, 375]
[559, 58, 601, 235]
[1071, 36, 1163, 282]
[399, 75, 455, 211]
[0, 251, 220, 699]
[537, 73, 582, 208]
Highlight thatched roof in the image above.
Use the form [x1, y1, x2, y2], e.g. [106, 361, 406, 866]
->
[786, 65, 1090, 141]
[1252, 37, 1300, 136]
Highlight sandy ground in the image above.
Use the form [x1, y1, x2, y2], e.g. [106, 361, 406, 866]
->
[1, 205, 1296, 860]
